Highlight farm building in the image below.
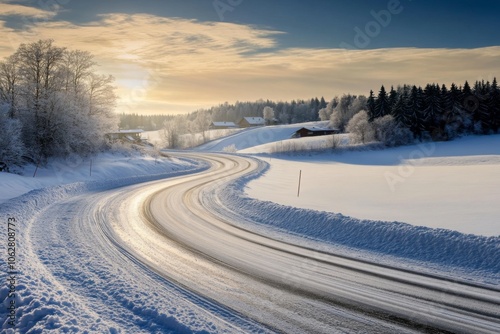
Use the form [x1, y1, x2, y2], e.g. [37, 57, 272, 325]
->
[292, 127, 340, 138]
[210, 121, 238, 129]
[106, 129, 144, 142]
[238, 117, 265, 128]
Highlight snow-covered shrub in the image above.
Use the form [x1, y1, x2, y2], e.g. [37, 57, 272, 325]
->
[327, 134, 343, 149]
[346, 110, 375, 144]
[109, 141, 144, 156]
[373, 115, 414, 147]
[223, 144, 237, 153]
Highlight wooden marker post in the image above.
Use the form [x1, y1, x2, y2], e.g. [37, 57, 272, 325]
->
[297, 170, 302, 197]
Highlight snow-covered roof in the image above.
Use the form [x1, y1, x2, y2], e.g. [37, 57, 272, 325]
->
[241, 117, 265, 125]
[299, 126, 338, 132]
[107, 129, 144, 135]
[211, 122, 237, 127]
[118, 129, 144, 134]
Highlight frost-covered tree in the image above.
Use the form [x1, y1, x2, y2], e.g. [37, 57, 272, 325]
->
[0, 39, 118, 164]
[193, 110, 212, 142]
[62, 50, 96, 95]
[14, 39, 65, 158]
[163, 117, 189, 149]
[0, 55, 20, 118]
[319, 97, 338, 121]
[0, 104, 26, 168]
[373, 115, 414, 147]
[263, 106, 274, 125]
[87, 73, 116, 116]
[329, 94, 366, 131]
[318, 108, 329, 121]
[346, 110, 375, 144]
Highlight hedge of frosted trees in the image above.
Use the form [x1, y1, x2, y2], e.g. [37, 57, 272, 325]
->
[0, 40, 117, 169]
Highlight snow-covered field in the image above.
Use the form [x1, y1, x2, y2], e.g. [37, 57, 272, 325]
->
[193, 124, 500, 237]
[244, 135, 500, 237]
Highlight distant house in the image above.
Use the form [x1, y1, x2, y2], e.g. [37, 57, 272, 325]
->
[210, 121, 237, 130]
[292, 127, 340, 138]
[267, 118, 279, 126]
[238, 117, 265, 128]
[106, 129, 144, 142]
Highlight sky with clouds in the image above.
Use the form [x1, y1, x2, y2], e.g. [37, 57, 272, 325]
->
[1, 0, 499, 115]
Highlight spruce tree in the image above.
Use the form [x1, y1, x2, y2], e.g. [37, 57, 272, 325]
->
[462, 80, 474, 114]
[374, 85, 390, 119]
[490, 78, 500, 132]
[440, 84, 451, 116]
[472, 80, 492, 133]
[319, 96, 327, 109]
[408, 86, 425, 137]
[391, 92, 412, 128]
[423, 84, 443, 137]
[388, 86, 398, 111]
[367, 90, 376, 121]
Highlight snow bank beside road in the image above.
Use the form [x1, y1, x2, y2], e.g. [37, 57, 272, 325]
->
[0, 152, 194, 204]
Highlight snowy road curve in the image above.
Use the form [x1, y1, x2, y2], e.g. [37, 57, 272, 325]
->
[26, 153, 500, 333]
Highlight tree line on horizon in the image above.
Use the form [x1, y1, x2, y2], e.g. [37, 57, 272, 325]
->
[120, 98, 328, 132]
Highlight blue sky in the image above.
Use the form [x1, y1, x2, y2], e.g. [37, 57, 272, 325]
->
[1, 0, 500, 114]
[47, 0, 500, 49]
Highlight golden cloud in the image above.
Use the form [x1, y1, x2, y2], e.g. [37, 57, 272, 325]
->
[0, 11, 499, 115]
[0, 3, 57, 19]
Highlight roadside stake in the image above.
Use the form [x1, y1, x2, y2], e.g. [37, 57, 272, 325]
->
[297, 170, 302, 197]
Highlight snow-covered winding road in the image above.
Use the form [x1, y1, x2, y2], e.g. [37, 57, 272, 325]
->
[23, 153, 500, 333]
